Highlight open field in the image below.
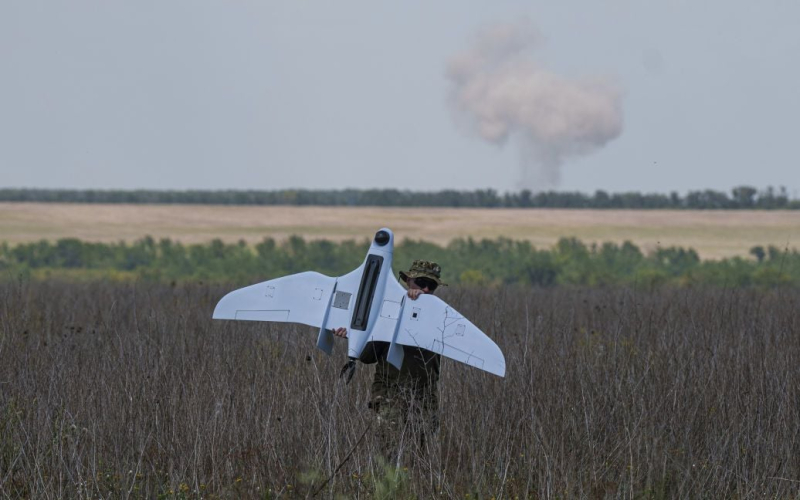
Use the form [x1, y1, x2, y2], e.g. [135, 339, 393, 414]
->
[1, 282, 799, 497]
[1, 202, 799, 259]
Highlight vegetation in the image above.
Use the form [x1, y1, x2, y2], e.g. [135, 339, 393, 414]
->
[1, 235, 798, 287]
[2, 185, 798, 209]
[1, 281, 798, 497]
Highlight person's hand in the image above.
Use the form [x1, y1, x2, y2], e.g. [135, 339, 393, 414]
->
[332, 327, 348, 338]
[407, 289, 424, 300]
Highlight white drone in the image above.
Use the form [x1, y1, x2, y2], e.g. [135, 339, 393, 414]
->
[213, 228, 506, 378]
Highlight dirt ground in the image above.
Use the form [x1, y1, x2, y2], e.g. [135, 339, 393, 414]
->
[1, 202, 797, 259]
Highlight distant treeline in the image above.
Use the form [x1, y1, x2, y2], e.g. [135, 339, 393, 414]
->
[1, 186, 798, 209]
[1, 236, 797, 287]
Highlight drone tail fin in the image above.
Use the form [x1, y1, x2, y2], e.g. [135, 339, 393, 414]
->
[316, 281, 338, 355]
[385, 296, 406, 370]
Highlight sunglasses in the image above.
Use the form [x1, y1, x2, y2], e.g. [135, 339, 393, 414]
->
[413, 277, 439, 291]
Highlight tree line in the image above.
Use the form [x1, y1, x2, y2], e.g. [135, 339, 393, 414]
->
[1, 186, 798, 209]
[1, 236, 797, 287]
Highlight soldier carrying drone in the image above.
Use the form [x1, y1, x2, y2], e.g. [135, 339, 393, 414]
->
[213, 228, 505, 462]
[332, 259, 446, 458]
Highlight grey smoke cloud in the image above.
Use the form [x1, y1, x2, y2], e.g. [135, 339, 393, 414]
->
[447, 20, 624, 188]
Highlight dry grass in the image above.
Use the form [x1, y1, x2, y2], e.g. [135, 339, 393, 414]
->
[1, 202, 799, 259]
[1, 280, 799, 498]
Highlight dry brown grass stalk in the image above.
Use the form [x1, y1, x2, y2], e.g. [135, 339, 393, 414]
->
[1, 281, 799, 498]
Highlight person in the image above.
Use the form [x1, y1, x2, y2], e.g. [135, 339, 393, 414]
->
[332, 260, 446, 462]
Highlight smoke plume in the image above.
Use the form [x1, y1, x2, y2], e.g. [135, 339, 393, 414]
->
[447, 20, 623, 188]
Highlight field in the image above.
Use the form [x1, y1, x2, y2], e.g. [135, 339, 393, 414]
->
[1, 281, 799, 498]
[2, 203, 799, 259]
[2, 204, 799, 497]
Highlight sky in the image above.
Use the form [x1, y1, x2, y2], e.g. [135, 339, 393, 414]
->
[1, 0, 799, 195]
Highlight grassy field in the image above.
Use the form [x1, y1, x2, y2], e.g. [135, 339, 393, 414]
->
[2, 281, 798, 497]
[2, 202, 799, 259]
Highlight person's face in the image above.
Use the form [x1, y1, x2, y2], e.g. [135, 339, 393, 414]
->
[407, 277, 438, 294]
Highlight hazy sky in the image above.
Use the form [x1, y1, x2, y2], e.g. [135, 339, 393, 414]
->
[2, 0, 799, 194]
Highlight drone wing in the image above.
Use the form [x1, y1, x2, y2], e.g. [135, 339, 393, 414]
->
[211, 265, 370, 353]
[393, 293, 506, 377]
[212, 271, 338, 326]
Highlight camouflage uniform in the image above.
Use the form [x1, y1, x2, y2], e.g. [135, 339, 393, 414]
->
[360, 342, 440, 455]
[360, 260, 447, 460]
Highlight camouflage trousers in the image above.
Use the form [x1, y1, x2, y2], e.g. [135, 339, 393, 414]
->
[368, 387, 439, 464]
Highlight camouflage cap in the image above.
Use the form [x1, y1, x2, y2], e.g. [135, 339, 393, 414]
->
[399, 260, 448, 286]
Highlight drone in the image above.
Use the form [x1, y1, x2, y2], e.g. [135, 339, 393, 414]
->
[213, 228, 505, 378]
